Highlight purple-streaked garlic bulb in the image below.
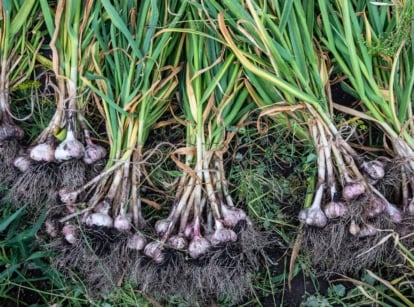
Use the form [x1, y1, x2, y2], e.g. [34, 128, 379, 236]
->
[144, 241, 165, 263]
[323, 201, 348, 219]
[342, 182, 366, 201]
[54, 130, 84, 161]
[114, 213, 131, 232]
[13, 156, 31, 172]
[62, 224, 78, 244]
[385, 202, 402, 223]
[154, 218, 171, 236]
[362, 160, 385, 181]
[188, 235, 211, 259]
[85, 212, 113, 227]
[221, 204, 250, 227]
[298, 184, 327, 227]
[127, 233, 147, 251]
[82, 128, 107, 164]
[167, 234, 188, 250]
[0, 123, 24, 141]
[83, 142, 106, 164]
[357, 223, 377, 238]
[365, 195, 386, 218]
[30, 143, 55, 162]
[207, 227, 237, 246]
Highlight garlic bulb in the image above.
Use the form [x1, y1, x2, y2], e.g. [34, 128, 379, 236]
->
[62, 224, 78, 244]
[30, 143, 55, 162]
[85, 212, 113, 227]
[188, 235, 211, 259]
[13, 156, 31, 172]
[54, 130, 84, 161]
[323, 201, 348, 219]
[366, 195, 386, 218]
[167, 234, 188, 250]
[83, 143, 106, 164]
[127, 233, 147, 251]
[298, 184, 327, 227]
[385, 202, 402, 223]
[144, 241, 165, 263]
[342, 182, 366, 201]
[208, 228, 237, 246]
[362, 160, 385, 180]
[114, 213, 131, 232]
[59, 188, 78, 204]
[221, 204, 249, 227]
[357, 224, 377, 238]
[154, 218, 171, 236]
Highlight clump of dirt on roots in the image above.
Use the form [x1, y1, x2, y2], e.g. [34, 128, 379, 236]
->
[0, 139, 20, 193]
[10, 162, 61, 216]
[10, 157, 103, 220]
[85, 158, 107, 181]
[127, 222, 273, 305]
[59, 159, 86, 189]
[301, 197, 403, 276]
[48, 225, 129, 297]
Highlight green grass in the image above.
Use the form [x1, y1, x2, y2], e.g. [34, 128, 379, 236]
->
[10, 82, 56, 145]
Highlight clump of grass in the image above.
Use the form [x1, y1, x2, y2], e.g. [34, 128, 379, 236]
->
[0, 201, 90, 306]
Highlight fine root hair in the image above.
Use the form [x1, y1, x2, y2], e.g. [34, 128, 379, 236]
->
[86, 158, 107, 181]
[10, 162, 61, 217]
[59, 159, 86, 189]
[128, 224, 271, 305]
[301, 213, 401, 277]
[0, 140, 20, 189]
[48, 225, 129, 297]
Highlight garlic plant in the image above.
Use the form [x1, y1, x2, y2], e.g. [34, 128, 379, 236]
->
[10, 0, 107, 216]
[56, 0, 184, 246]
[146, 13, 255, 261]
[0, 0, 41, 187]
[317, 0, 413, 215]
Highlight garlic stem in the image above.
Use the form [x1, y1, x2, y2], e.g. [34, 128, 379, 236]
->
[215, 153, 235, 207]
[202, 151, 222, 219]
[317, 121, 336, 200]
[160, 175, 196, 242]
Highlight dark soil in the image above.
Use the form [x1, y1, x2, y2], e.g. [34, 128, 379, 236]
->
[0, 269, 52, 307]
